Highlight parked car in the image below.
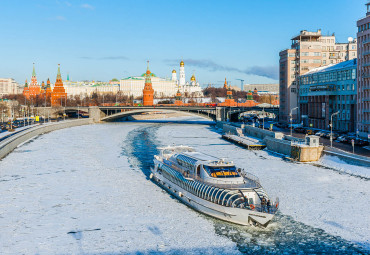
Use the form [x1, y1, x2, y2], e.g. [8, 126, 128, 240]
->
[336, 135, 348, 143]
[355, 139, 369, 147]
[294, 127, 306, 133]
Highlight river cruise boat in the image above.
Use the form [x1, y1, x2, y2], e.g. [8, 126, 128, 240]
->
[150, 146, 278, 227]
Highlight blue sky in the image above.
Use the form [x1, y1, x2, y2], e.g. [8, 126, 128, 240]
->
[0, 0, 366, 87]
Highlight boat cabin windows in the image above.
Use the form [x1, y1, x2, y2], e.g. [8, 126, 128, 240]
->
[203, 165, 240, 178]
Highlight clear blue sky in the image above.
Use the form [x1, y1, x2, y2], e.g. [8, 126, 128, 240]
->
[0, 0, 366, 87]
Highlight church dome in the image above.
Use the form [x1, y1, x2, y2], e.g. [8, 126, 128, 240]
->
[172, 69, 176, 73]
[180, 60, 184, 67]
[190, 74, 196, 81]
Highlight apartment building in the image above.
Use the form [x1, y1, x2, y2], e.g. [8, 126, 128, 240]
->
[279, 29, 357, 123]
[357, 1, 370, 138]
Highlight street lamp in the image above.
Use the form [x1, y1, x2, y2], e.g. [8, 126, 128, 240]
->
[330, 111, 339, 147]
[290, 107, 299, 136]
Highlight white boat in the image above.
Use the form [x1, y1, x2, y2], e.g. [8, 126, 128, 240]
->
[150, 145, 278, 227]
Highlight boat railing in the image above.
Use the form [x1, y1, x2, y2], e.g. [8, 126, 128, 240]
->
[241, 171, 261, 187]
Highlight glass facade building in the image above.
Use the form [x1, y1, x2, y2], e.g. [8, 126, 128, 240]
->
[299, 59, 357, 132]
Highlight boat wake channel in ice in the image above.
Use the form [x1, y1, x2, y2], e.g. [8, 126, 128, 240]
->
[124, 124, 368, 255]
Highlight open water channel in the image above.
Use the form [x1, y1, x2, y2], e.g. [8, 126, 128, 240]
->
[0, 119, 369, 254]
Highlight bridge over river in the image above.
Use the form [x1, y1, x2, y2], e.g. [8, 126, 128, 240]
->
[59, 105, 279, 122]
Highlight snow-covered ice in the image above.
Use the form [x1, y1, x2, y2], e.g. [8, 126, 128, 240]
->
[154, 119, 370, 251]
[0, 123, 239, 254]
[0, 116, 369, 254]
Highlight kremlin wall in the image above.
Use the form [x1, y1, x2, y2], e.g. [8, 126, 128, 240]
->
[17, 60, 278, 108]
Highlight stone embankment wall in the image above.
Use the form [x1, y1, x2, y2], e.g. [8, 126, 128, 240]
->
[217, 122, 324, 162]
[323, 146, 370, 167]
[0, 119, 92, 160]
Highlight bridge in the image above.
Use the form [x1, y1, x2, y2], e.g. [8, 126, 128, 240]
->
[45, 105, 279, 123]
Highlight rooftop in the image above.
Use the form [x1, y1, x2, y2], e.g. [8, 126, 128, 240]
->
[302, 59, 357, 76]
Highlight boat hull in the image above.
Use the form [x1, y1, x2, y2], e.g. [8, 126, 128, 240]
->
[150, 168, 274, 227]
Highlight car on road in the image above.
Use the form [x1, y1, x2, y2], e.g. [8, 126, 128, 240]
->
[293, 127, 306, 133]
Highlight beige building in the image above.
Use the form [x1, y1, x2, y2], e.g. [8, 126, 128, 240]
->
[279, 29, 357, 123]
[243, 84, 278, 94]
[120, 74, 178, 98]
[357, 2, 370, 138]
[0, 78, 19, 96]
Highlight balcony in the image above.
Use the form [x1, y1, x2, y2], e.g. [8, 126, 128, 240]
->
[363, 51, 370, 56]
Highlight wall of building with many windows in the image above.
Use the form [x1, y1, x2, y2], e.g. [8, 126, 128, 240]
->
[299, 59, 357, 132]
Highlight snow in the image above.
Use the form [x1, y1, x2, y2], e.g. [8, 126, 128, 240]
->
[0, 123, 239, 254]
[318, 154, 370, 178]
[155, 120, 370, 250]
[1, 116, 369, 253]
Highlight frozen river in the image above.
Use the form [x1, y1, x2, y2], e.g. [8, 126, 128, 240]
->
[0, 118, 369, 254]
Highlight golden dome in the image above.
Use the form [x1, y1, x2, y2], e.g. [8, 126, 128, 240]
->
[180, 60, 184, 67]
[191, 74, 196, 81]
[172, 69, 176, 73]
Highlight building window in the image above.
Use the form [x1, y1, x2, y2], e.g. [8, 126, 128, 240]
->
[314, 52, 321, 56]
[301, 52, 309, 56]
[323, 60, 326, 65]
[352, 45, 356, 50]
[288, 53, 295, 57]
[313, 60, 321, 64]
[291, 88, 296, 93]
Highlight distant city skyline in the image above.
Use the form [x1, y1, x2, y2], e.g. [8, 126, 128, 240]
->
[0, 0, 365, 87]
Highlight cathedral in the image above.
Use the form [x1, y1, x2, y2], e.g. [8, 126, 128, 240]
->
[171, 60, 203, 97]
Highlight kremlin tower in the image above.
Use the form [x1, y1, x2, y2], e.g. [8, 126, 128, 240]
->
[51, 64, 67, 106]
[174, 83, 183, 106]
[142, 61, 154, 106]
[40, 81, 46, 97]
[23, 79, 29, 99]
[219, 78, 237, 107]
[28, 63, 41, 98]
[46, 78, 52, 99]
[223, 78, 228, 89]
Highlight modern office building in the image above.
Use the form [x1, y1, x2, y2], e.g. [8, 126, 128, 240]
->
[299, 59, 357, 132]
[279, 29, 357, 123]
[0, 78, 19, 96]
[356, 1, 370, 138]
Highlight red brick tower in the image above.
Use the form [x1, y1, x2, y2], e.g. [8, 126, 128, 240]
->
[51, 64, 67, 106]
[23, 79, 30, 99]
[45, 78, 52, 99]
[40, 81, 45, 98]
[142, 61, 154, 106]
[219, 78, 237, 107]
[223, 77, 228, 89]
[174, 84, 183, 106]
[28, 63, 41, 98]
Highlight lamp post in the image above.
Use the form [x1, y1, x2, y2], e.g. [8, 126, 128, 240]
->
[290, 107, 299, 136]
[330, 111, 339, 147]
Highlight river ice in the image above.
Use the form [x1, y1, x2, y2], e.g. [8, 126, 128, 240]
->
[154, 117, 370, 251]
[0, 117, 369, 254]
[0, 123, 240, 254]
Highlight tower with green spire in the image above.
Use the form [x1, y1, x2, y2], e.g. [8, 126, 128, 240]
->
[246, 90, 254, 100]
